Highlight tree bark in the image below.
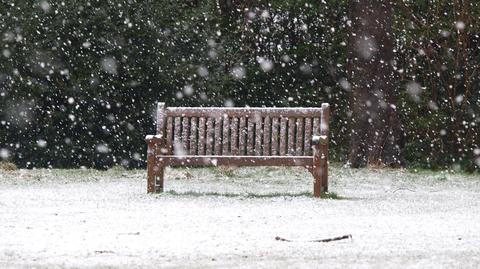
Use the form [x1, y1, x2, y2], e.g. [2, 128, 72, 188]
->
[347, 0, 405, 168]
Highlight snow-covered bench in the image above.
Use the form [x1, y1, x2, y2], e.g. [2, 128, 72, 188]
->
[145, 102, 330, 197]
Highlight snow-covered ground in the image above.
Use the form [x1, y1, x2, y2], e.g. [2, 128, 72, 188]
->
[1, 166, 479, 268]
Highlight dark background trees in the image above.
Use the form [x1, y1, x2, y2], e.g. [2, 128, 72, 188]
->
[347, 0, 404, 168]
[0, 0, 479, 171]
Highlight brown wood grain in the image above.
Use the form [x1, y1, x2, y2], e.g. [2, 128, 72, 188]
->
[205, 117, 214, 155]
[313, 143, 322, 197]
[247, 117, 255, 155]
[230, 117, 239, 155]
[313, 118, 320, 136]
[156, 102, 166, 134]
[279, 117, 287, 156]
[165, 117, 174, 154]
[146, 141, 155, 193]
[271, 117, 279, 156]
[214, 116, 222, 155]
[304, 117, 312, 156]
[296, 118, 304, 156]
[222, 116, 230, 155]
[263, 116, 271, 156]
[198, 117, 206, 155]
[239, 116, 247, 155]
[174, 117, 182, 154]
[255, 116, 263, 156]
[182, 117, 190, 154]
[287, 117, 296, 156]
[189, 117, 197, 155]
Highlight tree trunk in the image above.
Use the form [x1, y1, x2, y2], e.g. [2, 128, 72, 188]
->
[347, 0, 405, 168]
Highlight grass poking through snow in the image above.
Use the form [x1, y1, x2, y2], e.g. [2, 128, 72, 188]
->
[0, 161, 18, 171]
[163, 189, 343, 199]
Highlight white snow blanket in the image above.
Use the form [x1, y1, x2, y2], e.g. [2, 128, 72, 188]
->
[1, 167, 479, 268]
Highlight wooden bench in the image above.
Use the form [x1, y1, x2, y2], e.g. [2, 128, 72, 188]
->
[145, 102, 330, 197]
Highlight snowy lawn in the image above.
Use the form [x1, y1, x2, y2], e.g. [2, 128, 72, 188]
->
[1, 165, 480, 268]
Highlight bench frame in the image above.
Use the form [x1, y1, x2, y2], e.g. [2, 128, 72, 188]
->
[146, 103, 330, 197]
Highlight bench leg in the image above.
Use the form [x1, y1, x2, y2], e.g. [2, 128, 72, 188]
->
[147, 142, 156, 193]
[312, 144, 328, 197]
[147, 159, 165, 194]
[154, 161, 165, 193]
[312, 166, 328, 197]
[147, 139, 166, 193]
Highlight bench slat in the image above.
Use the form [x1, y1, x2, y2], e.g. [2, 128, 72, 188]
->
[214, 116, 222, 155]
[263, 116, 271, 156]
[174, 117, 182, 154]
[296, 118, 304, 156]
[239, 116, 247, 155]
[313, 118, 320, 136]
[320, 107, 329, 137]
[166, 117, 174, 154]
[182, 117, 190, 154]
[230, 117, 239, 155]
[287, 117, 296, 156]
[198, 117, 206, 155]
[255, 116, 263, 156]
[189, 117, 197, 155]
[197, 117, 206, 155]
[247, 118, 255, 155]
[279, 117, 287, 155]
[157, 102, 166, 134]
[160, 155, 313, 167]
[271, 117, 279, 155]
[222, 116, 230, 155]
[156, 103, 167, 157]
[205, 118, 214, 155]
[304, 117, 312, 155]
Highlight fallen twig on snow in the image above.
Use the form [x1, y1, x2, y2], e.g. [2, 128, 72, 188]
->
[392, 187, 416, 193]
[118, 232, 140, 235]
[275, 234, 352, 243]
[94, 250, 115, 254]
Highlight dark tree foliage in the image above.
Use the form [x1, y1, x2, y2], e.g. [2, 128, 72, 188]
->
[0, 0, 346, 168]
[393, 1, 480, 171]
[0, 0, 479, 171]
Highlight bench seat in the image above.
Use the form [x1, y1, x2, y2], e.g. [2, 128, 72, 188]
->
[158, 155, 314, 166]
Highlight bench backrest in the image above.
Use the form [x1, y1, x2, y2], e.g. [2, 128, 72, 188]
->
[156, 103, 329, 157]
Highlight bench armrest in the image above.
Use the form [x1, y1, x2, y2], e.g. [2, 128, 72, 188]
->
[145, 135, 163, 143]
[312, 135, 328, 146]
